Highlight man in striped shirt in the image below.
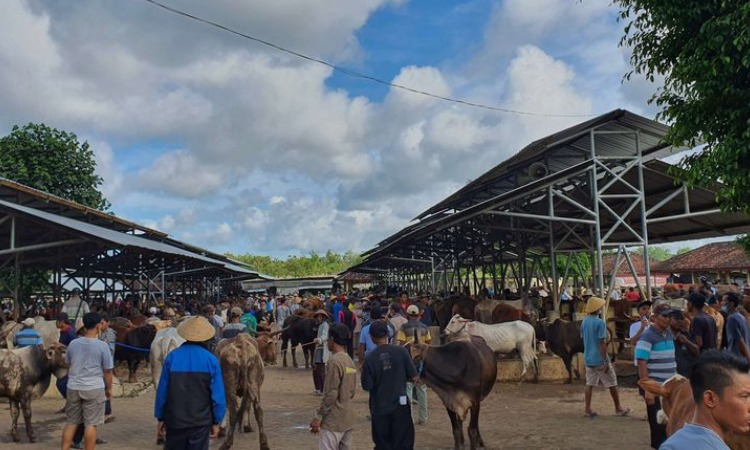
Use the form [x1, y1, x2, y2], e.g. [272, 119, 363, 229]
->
[636, 303, 677, 449]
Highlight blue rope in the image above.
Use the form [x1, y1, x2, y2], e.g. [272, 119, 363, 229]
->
[114, 342, 151, 353]
[417, 361, 424, 376]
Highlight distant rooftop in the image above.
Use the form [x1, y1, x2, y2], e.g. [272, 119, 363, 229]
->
[654, 241, 750, 273]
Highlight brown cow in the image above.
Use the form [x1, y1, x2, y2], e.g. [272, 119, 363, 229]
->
[301, 297, 324, 312]
[115, 324, 158, 382]
[254, 329, 283, 365]
[216, 333, 269, 450]
[0, 343, 68, 442]
[491, 304, 532, 325]
[639, 376, 750, 449]
[409, 335, 497, 450]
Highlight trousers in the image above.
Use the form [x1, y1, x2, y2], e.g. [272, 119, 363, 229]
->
[319, 429, 354, 450]
[370, 405, 414, 450]
[165, 425, 211, 450]
[640, 388, 667, 449]
[406, 382, 427, 423]
[313, 363, 326, 392]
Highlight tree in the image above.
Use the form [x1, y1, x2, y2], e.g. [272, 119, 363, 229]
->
[0, 123, 110, 210]
[227, 250, 362, 278]
[634, 245, 674, 262]
[616, 2, 750, 213]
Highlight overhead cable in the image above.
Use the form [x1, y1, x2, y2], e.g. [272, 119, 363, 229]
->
[141, 0, 595, 118]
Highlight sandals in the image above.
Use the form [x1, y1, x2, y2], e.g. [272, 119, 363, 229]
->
[616, 408, 632, 417]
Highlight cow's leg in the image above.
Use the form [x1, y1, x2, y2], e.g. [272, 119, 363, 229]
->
[291, 345, 299, 369]
[281, 339, 288, 368]
[9, 399, 21, 442]
[127, 359, 137, 383]
[252, 399, 269, 450]
[562, 354, 574, 384]
[20, 394, 36, 443]
[468, 403, 481, 450]
[446, 408, 462, 450]
[242, 396, 255, 433]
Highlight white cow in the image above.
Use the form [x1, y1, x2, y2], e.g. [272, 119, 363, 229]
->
[444, 314, 539, 382]
[3, 317, 60, 349]
[149, 327, 185, 388]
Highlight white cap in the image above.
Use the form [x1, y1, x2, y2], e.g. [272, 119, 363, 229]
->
[406, 305, 420, 316]
[22, 318, 35, 327]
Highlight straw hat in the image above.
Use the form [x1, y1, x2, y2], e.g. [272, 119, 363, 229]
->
[313, 309, 329, 319]
[177, 316, 216, 342]
[585, 297, 606, 314]
[583, 289, 594, 297]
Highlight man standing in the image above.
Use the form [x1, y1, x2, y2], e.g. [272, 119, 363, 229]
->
[154, 316, 226, 450]
[687, 292, 717, 352]
[337, 299, 356, 358]
[581, 297, 630, 418]
[661, 350, 750, 449]
[396, 305, 431, 425]
[358, 303, 394, 364]
[388, 303, 408, 334]
[418, 296, 434, 327]
[667, 310, 700, 378]
[276, 296, 291, 327]
[310, 323, 357, 450]
[240, 305, 258, 336]
[13, 318, 42, 348]
[222, 307, 249, 339]
[61, 312, 113, 450]
[723, 292, 750, 361]
[312, 310, 331, 395]
[62, 288, 90, 328]
[99, 314, 116, 424]
[636, 304, 677, 449]
[361, 321, 418, 450]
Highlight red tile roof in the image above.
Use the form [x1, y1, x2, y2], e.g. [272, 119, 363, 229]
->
[601, 252, 669, 276]
[653, 241, 750, 272]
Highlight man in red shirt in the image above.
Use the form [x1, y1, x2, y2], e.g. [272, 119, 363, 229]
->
[625, 287, 641, 302]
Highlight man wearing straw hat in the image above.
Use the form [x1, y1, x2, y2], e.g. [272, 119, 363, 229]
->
[154, 316, 226, 450]
[581, 296, 631, 419]
[312, 310, 331, 395]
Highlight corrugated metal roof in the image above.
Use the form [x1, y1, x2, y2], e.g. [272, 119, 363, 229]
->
[654, 242, 750, 272]
[416, 109, 680, 220]
[0, 199, 260, 276]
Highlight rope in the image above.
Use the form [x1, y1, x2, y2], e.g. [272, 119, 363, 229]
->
[114, 342, 151, 353]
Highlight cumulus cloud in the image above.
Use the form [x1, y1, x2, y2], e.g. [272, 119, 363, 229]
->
[0, 0, 658, 256]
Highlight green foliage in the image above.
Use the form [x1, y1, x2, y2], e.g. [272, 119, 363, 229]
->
[738, 235, 750, 256]
[0, 123, 110, 210]
[227, 250, 362, 278]
[634, 245, 674, 262]
[676, 247, 692, 255]
[616, 1, 750, 213]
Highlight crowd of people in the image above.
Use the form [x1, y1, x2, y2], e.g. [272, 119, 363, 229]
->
[583, 289, 750, 450]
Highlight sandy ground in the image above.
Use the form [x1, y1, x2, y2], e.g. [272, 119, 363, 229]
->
[0, 361, 654, 449]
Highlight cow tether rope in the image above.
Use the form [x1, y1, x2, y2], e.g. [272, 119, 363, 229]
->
[114, 342, 151, 353]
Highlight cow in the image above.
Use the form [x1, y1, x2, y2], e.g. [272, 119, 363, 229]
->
[0, 343, 68, 442]
[2, 317, 60, 349]
[215, 333, 269, 450]
[301, 297, 323, 312]
[408, 334, 497, 450]
[474, 299, 501, 324]
[491, 303, 532, 325]
[536, 319, 616, 384]
[433, 297, 476, 330]
[116, 324, 158, 382]
[150, 327, 185, 388]
[639, 376, 750, 449]
[280, 315, 317, 369]
[254, 329, 284, 366]
[444, 315, 538, 382]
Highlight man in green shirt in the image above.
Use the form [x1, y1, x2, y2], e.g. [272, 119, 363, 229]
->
[240, 305, 257, 336]
[310, 323, 356, 449]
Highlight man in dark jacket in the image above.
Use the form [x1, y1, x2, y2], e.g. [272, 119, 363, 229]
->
[154, 316, 226, 450]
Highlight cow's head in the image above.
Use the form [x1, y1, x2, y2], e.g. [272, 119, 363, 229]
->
[255, 332, 280, 365]
[443, 314, 470, 337]
[47, 343, 68, 378]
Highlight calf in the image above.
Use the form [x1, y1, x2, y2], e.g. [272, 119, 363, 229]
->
[0, 344, 68, 442]
[639, 376, 750, 449]
[445, 315, 538, 382]
[280, 315, 316, 369]
[409, 334, 497, 450]
[216, 333, 269, 450]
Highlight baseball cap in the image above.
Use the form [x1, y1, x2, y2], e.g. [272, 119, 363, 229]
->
[406, 305, 420, 316]
[230, 307, 243, 317]
[22, 317, 35, 327]
[369, 321, 388, 338]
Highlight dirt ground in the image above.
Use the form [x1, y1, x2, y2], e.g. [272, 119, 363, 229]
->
[1, 361, 653, 449]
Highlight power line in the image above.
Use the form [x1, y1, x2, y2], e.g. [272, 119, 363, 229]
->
[141, 0, 595, 118]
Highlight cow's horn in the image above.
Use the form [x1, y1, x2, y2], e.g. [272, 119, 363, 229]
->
[414, 328, 419, 344]
[268, 327, 287, 338]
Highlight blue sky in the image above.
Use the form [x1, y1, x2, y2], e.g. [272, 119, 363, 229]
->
[0, 0, 729, 258]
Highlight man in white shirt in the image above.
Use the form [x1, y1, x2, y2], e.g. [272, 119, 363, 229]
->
[629, 300, 652, 365]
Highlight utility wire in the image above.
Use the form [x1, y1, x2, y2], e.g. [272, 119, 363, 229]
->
[141, 0, 595, 118]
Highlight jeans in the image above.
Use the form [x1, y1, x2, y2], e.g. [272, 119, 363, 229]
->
[406, 382, 427, 423]
[370, 405, 414, 450]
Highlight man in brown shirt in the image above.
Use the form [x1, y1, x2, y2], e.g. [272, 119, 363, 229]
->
[310, 323, 357, 449]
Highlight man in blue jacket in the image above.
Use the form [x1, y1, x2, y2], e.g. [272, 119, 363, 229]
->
[154, 316, 226, 450]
